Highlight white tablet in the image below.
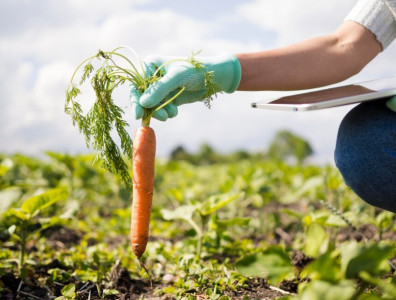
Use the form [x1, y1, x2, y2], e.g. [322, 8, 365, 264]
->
[251, 77, 396, 111]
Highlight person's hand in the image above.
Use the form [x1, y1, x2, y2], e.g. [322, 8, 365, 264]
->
[130, 54, 241, 121]
[386, 95, 396, 112]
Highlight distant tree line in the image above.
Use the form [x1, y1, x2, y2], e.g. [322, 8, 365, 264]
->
[169, 130, 313, 165]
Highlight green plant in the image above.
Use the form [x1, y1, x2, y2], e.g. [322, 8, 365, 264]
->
[300, 241, 395, 299]
[2, 188, 68, 268]
[56, 283, 76, 300]
[235, 246, 294, 285]
[161, 192, 244, 256]
[96, 284, 119, 298]
[267, 130, 313, 164]
[1, 152, 395, 299]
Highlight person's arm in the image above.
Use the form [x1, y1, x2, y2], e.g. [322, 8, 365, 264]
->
[236, 21, 382, 91]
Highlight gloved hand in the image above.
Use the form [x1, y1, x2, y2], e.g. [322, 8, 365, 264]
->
[386, 95, 396, 112]
[130, 54, 241, 121]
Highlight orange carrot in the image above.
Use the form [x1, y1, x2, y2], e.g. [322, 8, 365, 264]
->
[130, 83, 185, 261]
[130, 126, 156, 259]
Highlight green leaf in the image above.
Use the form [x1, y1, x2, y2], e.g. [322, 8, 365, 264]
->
[215, 217, 250, 228]
[299, 280, 355, 300]
[340, 242, 393, 278]
[0, 187, 22, 213]
[7, 224, 16, 235]
[21, 188, 68, 216]
[359, 271, 396, 298]
[356, 294, 385, 300]
[161, 204, 198, 222]
[0, 165, 10, 177]
[198, 192, 244, 216]
[235, 246, 293, 284]
[102, 289, 120, 297]
[161, 204, 202, 236]
[48, 268, 71, 283]
[305, 250, 342, 282]
[74, 269, 98, 282]
[375, 211, 394, 230]
[3, 208, 29, 222]
[303, 223, 329, 257]
[61, 283, 76, 299]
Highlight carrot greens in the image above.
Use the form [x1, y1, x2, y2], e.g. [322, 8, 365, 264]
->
[65, 47, 219, 190]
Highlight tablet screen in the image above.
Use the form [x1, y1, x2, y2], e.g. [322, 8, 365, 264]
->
[251, 77, 396, 111]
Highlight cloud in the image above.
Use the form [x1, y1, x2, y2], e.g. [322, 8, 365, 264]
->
[1, 0, 395, 164]
[0, 0, 151, 36]
[235, 0, 396, 78]
[0, 1, 259, 155]
[237, 0, 357, 45]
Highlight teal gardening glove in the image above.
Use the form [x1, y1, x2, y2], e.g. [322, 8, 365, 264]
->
[130, 54, 241, 121]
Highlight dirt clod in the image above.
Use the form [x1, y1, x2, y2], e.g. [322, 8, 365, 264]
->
[291, 250, 314, 271]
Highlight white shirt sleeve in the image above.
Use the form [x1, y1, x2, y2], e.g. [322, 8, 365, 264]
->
[345, 0, 396, 49]
[385, 0, 396, 18]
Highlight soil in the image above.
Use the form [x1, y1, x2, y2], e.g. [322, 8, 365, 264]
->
[0, 264, 290, 300]
[41, 225, 83, 249]
[1, 222, 393, 299]
[291, 250, 314, 272]
[223, 277, 286, 299]
[0, 266, 154, 300]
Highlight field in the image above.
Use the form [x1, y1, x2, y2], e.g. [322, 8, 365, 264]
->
[0, 149, 395, 299]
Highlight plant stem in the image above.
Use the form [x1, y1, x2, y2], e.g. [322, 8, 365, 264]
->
[185, 218, 203, 257]
[152, 58, 189, 78]
[141, 110, 152, 127]
[69, 56, 97, 84]
[112, 46, 145, 75]
[151, 87, 185, 118]
[138, 259, 153, 288]
[20, 221, 27, 267]
[106, 64, 138, 82]
[141, 87, 185, 127]
[107, 48, 144, 79]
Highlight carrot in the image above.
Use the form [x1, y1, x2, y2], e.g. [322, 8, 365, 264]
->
[65, 47, 213, 261]
[129, 89, 185, 260]
[130, 126, 156, 259]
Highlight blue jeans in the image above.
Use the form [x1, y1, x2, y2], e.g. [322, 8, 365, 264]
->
[335, 99, 396, 213]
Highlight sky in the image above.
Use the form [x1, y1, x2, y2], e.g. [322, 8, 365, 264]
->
[1, 0, 396, 163]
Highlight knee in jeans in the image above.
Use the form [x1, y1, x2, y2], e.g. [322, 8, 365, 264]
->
[334, 145, 367, 201]
[335, 102, 396, 212]
[335, 146, 394, 211]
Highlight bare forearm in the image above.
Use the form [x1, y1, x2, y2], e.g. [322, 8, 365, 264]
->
[236, 21, 382, 91]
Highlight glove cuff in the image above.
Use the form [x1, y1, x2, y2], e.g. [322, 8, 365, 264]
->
[207, 54, 242, 93]
[223, 54, 242, 93]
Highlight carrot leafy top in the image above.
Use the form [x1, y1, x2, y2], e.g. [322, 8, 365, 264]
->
[65, 47, 219, 190]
